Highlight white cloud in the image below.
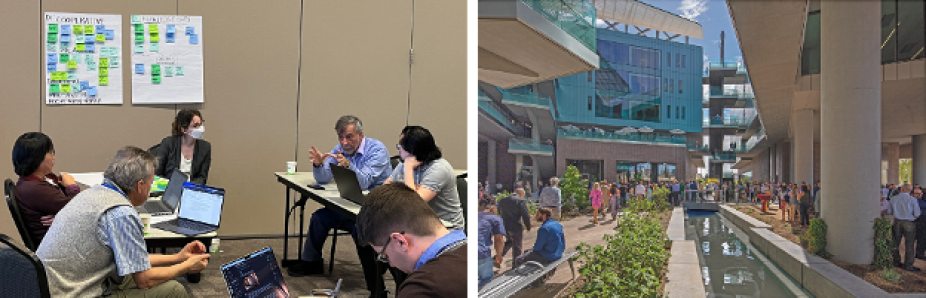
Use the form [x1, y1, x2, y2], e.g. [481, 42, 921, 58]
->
[678, 0, 709, 21]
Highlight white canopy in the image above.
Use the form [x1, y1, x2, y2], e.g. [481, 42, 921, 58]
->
[590, 0, 704, 39]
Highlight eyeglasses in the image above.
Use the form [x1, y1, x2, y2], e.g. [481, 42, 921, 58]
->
[376, 231, 405, 263]
[396, 144, 403, 151]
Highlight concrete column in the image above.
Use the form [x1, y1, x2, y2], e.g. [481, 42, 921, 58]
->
[913, 135, 926, 186]
[487, 139, 497, 193]
[531, 155, 539, 192]
[526, 109, 540, 145]
[888, 143, 900, 185]
[792, 109, 814, 185]
[515, 154, 523, 182]
[770, 144, 777, 183]
[820, 0, 881, 265]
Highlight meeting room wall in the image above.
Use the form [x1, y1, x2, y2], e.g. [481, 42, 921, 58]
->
[0, 0, 466, 242]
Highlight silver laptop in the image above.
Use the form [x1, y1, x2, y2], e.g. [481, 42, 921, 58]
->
[152, 182, 225, 236]
[136, 170, 187, 215]
[329, 164, 365, 205]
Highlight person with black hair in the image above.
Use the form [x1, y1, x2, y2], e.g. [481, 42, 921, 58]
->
[477, 195, 505, 289]
[153, 109, 212, 184]
[355, 183, 467, 298]
[384, 126, 464, 230]
[11, 132, 80, 246]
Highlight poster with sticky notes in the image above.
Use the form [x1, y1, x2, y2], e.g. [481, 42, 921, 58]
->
[130, 15, 203, 104]
[45, 12, 123, 105]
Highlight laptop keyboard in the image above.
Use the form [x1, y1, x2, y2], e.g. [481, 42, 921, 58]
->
[143, 202, 171, 213]
[179, 220, 211, 231]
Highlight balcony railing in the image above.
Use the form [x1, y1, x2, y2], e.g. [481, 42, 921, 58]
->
[520, 0, 597, 51]
[508, 137, 554, 154]
[499, 87, 552, 107]
[558, 129, 687, 145]
[705, 86, 756, 100]
[709, 152, 737, 161]
[703, 115, 755, 127]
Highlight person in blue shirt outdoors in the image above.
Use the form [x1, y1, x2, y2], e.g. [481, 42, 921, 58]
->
[688, 181, 697, 202]
[288, 116, 394, 295]
[355, 183, 468, 298]
[513, 207, 565, 269]
[890, 184, 922, 271]
[37, 146, 210, 298]
[670, 181, 681, 206]
[477, 196, 505, 289]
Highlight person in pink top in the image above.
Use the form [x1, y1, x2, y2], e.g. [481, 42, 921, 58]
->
[590, 182, 602, 225]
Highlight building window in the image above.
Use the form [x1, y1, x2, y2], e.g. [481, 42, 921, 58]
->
[679, 80, 683, 93]
[676, 53, 680, 67]
[588, 96, 592, 110]
[682, 55, 686, 68]
[676, 106, 680, 119]
[664, 79, 668, 92]
[667, 105, 672, 118]
[588, 72, 593, 82]
[682, 106, 686, 119]
[667, 52, 671, 66]
[669, 79, 674, 93]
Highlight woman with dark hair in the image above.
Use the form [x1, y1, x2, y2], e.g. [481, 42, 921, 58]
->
[153, 109, 212, 184]
[12, 132, 80, 245]
[385, 126, 464, 231]
[798, 184, 812, 227]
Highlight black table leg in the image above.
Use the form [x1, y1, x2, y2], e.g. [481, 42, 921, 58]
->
[283, 186, 294, 267]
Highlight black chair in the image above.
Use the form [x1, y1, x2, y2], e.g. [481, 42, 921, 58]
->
[390, 155, 401, 169]
[456, 176, 467, 233]
[0, 233, 51, 298]
[5, 179, 37, 251]
[327, 227, 352, 275]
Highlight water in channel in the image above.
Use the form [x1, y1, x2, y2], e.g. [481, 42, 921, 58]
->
[685, 211, 814, 298]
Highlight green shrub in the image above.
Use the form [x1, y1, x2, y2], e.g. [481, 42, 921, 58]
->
[882, 268, 902, 284]
[873, 218, 894, 270]
[561, 166, 589, 213]
[805, 218, 832, 258]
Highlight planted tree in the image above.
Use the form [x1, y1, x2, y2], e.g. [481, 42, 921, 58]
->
[561, 165, 589, 214]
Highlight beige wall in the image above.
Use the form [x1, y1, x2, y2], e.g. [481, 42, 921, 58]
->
[0, 0, 466, 241]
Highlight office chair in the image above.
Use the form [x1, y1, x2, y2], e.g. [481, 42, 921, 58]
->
[456, 176, 467, 233]
[0, 233, 51, 298]
[5, 179, 38, 251]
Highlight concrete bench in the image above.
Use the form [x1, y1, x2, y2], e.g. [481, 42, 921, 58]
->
[478, 251, 579, 298]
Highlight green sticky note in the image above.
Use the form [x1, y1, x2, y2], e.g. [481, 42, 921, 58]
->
[110, 57, 120, 68]
[86, 60, 97, 71]
[99, 58, 109, 68]
[47, 33, 57, 43]
[150, 43, 159, 52]
[175, 66, 184, 76]
[151, 64, 161, 75]
[51, 71, 66, 81]
[149, 24, 158, 33]
[67, 71, 77, 81]
[96, 34, 104, 43]
[49, 84, 59, 93]
[48, 24, 58, 34]
[73, 25, 83, 35]
[134, 44, 144, 53]
[84, 25, 94, 35]
[152, 75, 161, 84]
[99, 76, 109, 86]
[134, 24, 144, 33]
[164, 66, 173, 77]
[61, 83, 71, 93]
[76, 44, 85, 52]
[67, 60, 77, 69]
[150, 34, 159, 43]
[99, 67, 109, 76]
[135, 32, 144, 43]
[59, 54, 68, 63]
[131, 15, 141, 24]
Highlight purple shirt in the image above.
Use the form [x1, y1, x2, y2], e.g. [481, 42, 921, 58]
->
[478, 211, 505, 260]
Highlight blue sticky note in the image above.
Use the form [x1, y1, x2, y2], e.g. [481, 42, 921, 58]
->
[189, 34, 198, 44]
[60, 34, 70, 43]
[104, 29, 114, 40]
[166, 33, 175, 43]
[47, 64, 56, 73]
[80, 81, 90, 90]
[86, 43, 95, 52]
[84, 35, 94, 44]
[185, 26, 194, 35]
[47, 54, 57, 64]
[60, 25, 71, 35]
[87, 87, 98, 97]
[167, 25, 175, 34]
[95, 25, 105, 33]
[135, 64, 145, 74]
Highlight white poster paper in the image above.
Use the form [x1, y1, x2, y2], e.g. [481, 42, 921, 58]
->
[130, 15, 204, 104]
[44, 12, 123, 105]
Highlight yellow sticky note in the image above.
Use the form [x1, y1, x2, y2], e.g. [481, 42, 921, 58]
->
[99, 76, 109, 86]
[61, 83, 71, 93]
[99, 58, 109, 68]
[99, 67, 109, 76]
[76, 44, 86, 52]
[96, 34, 104, 43]
[67, 60, 77, 69]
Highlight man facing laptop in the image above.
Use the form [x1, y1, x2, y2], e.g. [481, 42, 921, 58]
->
[37, 146, 210, 298]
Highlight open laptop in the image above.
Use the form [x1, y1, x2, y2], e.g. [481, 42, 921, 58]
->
[221, 247, 341, 298]
[329, 164, 365, 205]
[136, 170, 187, 215]
[152, 182, 225, 236]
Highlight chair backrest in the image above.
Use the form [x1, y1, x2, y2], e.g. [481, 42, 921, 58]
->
[5, 179, 36, 251]
[0, 233, 51, 298]
[456, 176, 467, 233]
[390, 155, 401, 170]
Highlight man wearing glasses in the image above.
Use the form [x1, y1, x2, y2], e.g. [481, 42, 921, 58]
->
[356, 183, 468, 298]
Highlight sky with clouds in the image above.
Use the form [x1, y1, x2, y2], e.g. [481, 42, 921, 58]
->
[630, 0, 743, 65]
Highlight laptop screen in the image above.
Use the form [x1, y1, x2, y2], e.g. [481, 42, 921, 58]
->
[221, 247, 290, 298]
[161, 170, 188, 209]
[178, 182, 224, 225]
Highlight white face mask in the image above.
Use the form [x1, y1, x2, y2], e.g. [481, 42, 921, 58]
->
[189, 126, 205, 139]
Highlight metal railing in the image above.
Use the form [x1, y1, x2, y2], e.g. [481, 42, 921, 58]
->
[520, 0, 597, 51]
[558, 129, 687, 145]
[499, 87, 552, 107]
[508, 137, 554, 154]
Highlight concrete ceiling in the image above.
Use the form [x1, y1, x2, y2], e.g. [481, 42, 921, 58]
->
[590, 0, 704, 38]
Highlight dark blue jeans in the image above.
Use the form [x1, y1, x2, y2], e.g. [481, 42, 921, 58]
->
[301, 208, 356, 261]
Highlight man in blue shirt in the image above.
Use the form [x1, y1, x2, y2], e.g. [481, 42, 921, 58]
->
[671, 181, 681, 206]
[477, 196, 505, 289]
[889, 184, 922, 271]
[513, 207, 565, 268]
[289, 116, 394, 293]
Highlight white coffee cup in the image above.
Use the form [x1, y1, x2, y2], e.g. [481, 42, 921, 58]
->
[287, 161, 297, 174]
[140, 214, 151, 233]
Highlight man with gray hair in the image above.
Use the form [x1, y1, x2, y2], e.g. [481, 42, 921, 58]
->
[539, 177, 562, 220]
[37, 146, 210, 298]
[890, 184, 922, 271]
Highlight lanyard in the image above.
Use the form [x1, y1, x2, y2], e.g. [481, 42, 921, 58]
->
[101, 182, 128, 199]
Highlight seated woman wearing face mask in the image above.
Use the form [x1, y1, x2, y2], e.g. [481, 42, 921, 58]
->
[153, 109, 212, 184]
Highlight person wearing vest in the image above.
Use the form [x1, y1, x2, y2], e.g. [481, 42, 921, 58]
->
[355, 183, 467, 298]
[36, 146, 210, 298]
